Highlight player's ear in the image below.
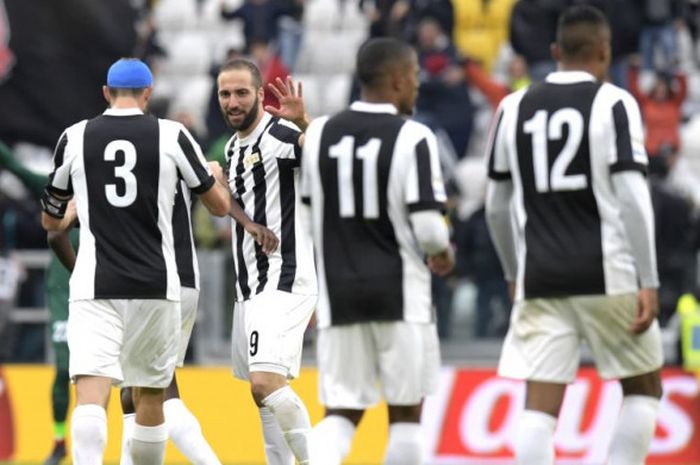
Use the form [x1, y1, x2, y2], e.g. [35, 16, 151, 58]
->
[550, 42, 561, 63]
[258, 84, 265, 102]
[102, 86, 112, 105]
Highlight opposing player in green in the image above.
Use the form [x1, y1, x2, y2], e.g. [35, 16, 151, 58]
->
[0, 141, 75, 465]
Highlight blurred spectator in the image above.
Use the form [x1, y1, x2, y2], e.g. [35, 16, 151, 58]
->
[629, 66, 687, 158]
[454, 206, 510, 338]
[277, 0, 304, 71]
[250, 39, 290, 110]
[361, 0, 453, 43]
[220, 0, 294, 51]
[415, 16, 473, 158]
[0, 253, 23, 362]
[463, 55, 531, 108]
[639, 0, 684, 71]
[509, 0, 565, 81]
[649, 153, 698, 325]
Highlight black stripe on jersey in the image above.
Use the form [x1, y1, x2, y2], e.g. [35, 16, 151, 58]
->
[610, 100, 647, 175]
[516, 80, 605, 298]
[47, 133, 72, 197]
[84, 114, 167, 298]
[251, 157, 270, 294]
[487, 110, 510, 180]
[234, 145, 252, 300]
[319, 109, 404, 325]
[408, 138, 445, 213]
[173, 181, 195, 288]
[53, 133, 68, 168]
[269, 120, 302, 163]
[277, 159, 298, 292]
[177, 130, 215, 194]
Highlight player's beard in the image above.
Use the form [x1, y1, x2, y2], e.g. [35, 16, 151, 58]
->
[223, 95, 260, 132]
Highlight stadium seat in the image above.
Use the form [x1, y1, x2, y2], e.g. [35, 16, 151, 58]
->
[160, 32, 212, 77]
[322, 74, 352, 115]
[295, 74, 322, 117]
[153, 0, 198, 31]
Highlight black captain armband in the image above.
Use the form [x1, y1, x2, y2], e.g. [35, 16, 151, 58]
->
[40, 189, 70, 218]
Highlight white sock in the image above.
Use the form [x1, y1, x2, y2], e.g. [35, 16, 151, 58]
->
[262, 386, 312, 465]
[514, 410, 556, 465]
[164, 398, 222, 465]
[71, 404, 107, 465]
[310, 415, 356, 465]
[120, 413, 136, 465]
[130, 423, 168, 465]
[384, 422, 423, 465]
[608, 395, 660, 465]
[260, 406, 294, 465]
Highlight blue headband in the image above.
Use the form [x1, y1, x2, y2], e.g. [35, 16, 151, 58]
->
[106, 59, 153, 88]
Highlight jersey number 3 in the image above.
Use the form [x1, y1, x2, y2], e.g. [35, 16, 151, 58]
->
[104, 140, 138, 207]
[523, 108, 587, 193]
[329, 136, 381, 219]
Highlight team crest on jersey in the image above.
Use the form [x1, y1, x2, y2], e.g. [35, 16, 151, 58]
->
[244, 151, 262, 168]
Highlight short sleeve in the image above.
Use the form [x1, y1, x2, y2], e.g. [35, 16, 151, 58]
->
[269, 119, 302, 165]
[486, 104, 511, 181]
[609, 95, 648, 175]
[404, 125, 447, 213]
[300, 117, 327, 205]
[42, 129, 75, 218]
[173, 124, 215, 194]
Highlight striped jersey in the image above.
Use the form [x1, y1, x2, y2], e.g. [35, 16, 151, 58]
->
[173, 180, 199, 290]
[486, 71, 648, 300]
[301, 101, 447, 328]
[45, 108, 214, 301]
[225, 112, 317, 302]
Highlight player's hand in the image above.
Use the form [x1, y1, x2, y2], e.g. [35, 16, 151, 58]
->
[264, 76, 309, 131]
[631, 287, 659, 335]
[427, 247, 455, 277]
[245, 222, 279, 254]
[208, 161, 227, 186]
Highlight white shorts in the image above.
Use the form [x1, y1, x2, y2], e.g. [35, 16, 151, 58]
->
[68, 299, 180, 388]
[317, 321, 440, 409]
[177, 287, 199, 367]
[231, 290, 316, 380]
[498, 293, 663, 383]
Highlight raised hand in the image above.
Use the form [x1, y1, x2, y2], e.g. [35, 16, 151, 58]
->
[264, 76, 310, 131]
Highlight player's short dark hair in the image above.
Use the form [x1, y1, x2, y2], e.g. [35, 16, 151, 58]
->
[107, 87, 148, 99]
[556, 5, 609, 59]
[356, 38, 414, 88]
[219, 58, 263, 89]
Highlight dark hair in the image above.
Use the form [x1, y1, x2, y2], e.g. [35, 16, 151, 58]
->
[556, 5, 609, 59]
[219, 58, 263, 89]
[107, 87, 148, 98]
[356, 38, 414, 88]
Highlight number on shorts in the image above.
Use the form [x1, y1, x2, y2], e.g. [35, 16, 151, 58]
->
[250, 330, 259, 356]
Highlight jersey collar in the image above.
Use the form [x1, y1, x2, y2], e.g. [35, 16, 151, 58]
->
[238, 112, 272, 146]
[103, 108, 144, 116]
[350, 101, 398, 114]
[545, 70, 597, 84]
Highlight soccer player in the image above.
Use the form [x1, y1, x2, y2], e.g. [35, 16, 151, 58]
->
[218, 59, 317, 465]
[40, 58, 231, 465]
[301, 37, 454, 465]
[484, 6, 663, 465]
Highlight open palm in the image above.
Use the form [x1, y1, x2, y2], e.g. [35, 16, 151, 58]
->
[264, 76, 307, 128]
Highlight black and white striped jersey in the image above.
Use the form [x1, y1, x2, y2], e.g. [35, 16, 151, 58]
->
[486, 71, 648, 299]
[225, 112, 317, 302]
[45, 108, 214, 301]
[173, 180, 198, 290]
[301, 101, 447, 328]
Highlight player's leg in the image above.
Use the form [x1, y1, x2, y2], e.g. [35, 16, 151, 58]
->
[122, 299, 179, 465]
[234, 291, 316, 465]
[311, 408, 363, 465]
[498, 298, 581, 465]
[377, 322, 440, 465]
[44, 331, 70, 465]
[67, 299, 125, 465]
[163, 374, 221, 465]
[161, 287, 221, 465]
[578, 293, 664, 465]
[119, 387, 136, 465]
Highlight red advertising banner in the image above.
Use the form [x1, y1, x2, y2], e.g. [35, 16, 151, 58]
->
[0, 366, 14, 459]
[427, 367, 700, 464]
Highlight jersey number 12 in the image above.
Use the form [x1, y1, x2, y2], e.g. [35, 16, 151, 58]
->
[523, 108, 587, 193]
